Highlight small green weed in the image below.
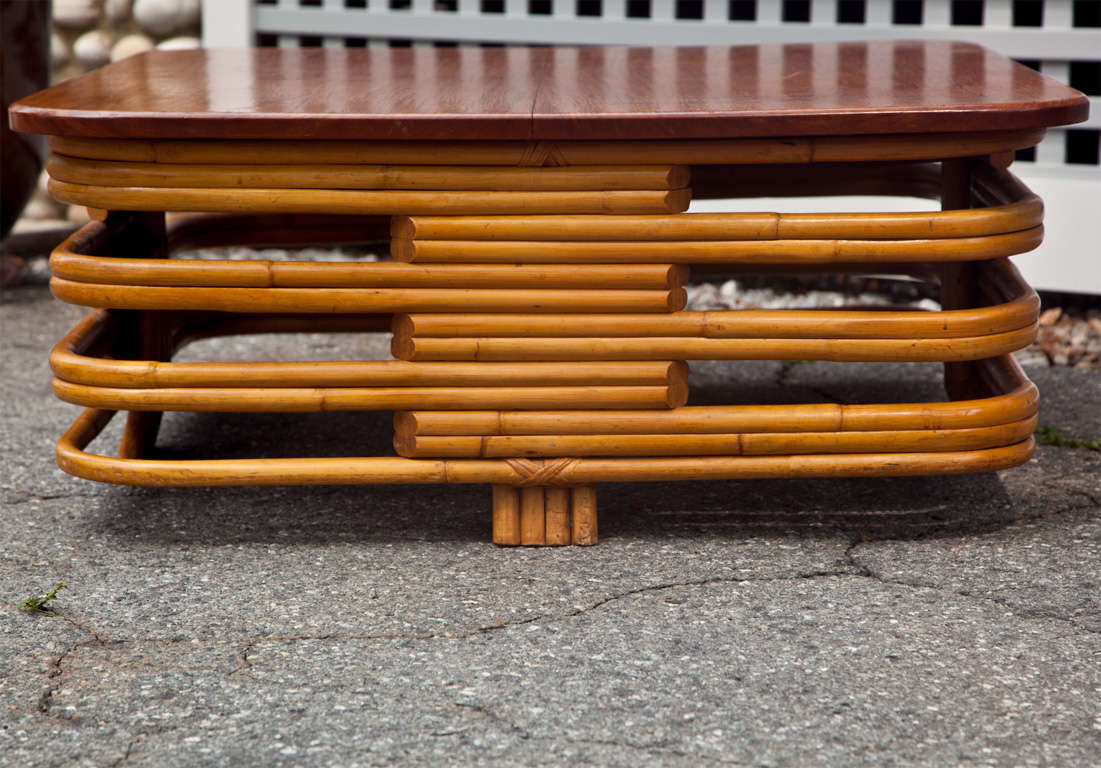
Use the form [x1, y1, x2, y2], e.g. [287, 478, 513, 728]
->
[1035, 425, 1101, 452]
[21, 582, 66, 613]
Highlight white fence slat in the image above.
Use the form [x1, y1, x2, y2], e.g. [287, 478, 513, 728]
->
[923, 0, 951, 27]
[1044, 0, 1072, 28]
[811, 0, 834, 25]
[650, 0, 675, 22]
[985, 0, 1012, 27]
[703, 0, 725, 23]
[201, 0, 252, 47]
[1037, 129, 1068, 165]
[864, 1, 891, 26]
[755, 0, 781, 24]
[603, 0, 627, 20]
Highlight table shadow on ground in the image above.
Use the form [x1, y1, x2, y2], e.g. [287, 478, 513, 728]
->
[84, 411, 1016, 546]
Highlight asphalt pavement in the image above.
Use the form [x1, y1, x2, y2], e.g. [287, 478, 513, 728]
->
[2, 281, 1099, 767]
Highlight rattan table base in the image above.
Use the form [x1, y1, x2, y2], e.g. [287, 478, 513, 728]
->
[13, 43, 1087, 545]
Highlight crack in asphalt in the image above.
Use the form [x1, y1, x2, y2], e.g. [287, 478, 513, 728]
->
[108, 737, 141, 768]
[1, 492, 102, 506]
[454, 700, 530, 740]
[227, 638, 258, 678]
[1039, 473, 1101, 509]
[36, 613, 109, 718]
[844, 540, 1100, 636]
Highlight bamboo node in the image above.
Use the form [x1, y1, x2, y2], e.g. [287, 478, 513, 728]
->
[505, 457, 577, 485]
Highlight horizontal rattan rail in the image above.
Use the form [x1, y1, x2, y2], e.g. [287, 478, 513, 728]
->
[47, 179, 692, 217]
[52, 310, 690, 390]
[395, 417, 1038, 458]
[47, 155, 689, 192]
[394, 164, 1040, 243]
[51, 222, 688, 291]
[397, 355, 1036, 436]
[47, 130, 1045, 167]
[50, 278, 687, 314]
[393, 229, 1042, 265]
[397, 259, 1036, 342]
[53, 379, 687, 412]
[393, 328, 1036, 362]
[56, 407, 1035, 487]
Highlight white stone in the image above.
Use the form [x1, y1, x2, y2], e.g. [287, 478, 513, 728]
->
[21, 198, 63, 222]
[73, 30, 113, 69]
[156, 36, 200, 51]
[111, 33, 154, 62]
[54, 0, 101, 29]
[37, 170, 53, 197]
[133, 0, 200, 36]
[105, 0, 133, 22]
[67, 205, 92, 225]
[51, 32, 70, 68]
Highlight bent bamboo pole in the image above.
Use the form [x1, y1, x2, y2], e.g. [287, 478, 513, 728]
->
[50, 278, 686, 314]
[398, 392, 1038, 438]
[392, 227, 1043, 264]
[394, 261, 1036, 340]
[392, 324, 1037, 363]
[394, 196, 1039, 246]
[395, 298, 1036, 341]
[52, 379, 686, 412]
[392, 166, 1040, 242]
[50, 245, 688, 291]
[397, 394, 1036, 444]
[47, 179, 692, 216]
[48, 129, 1043, 166]
[54, 408, 1037, 487]
[50, 314, 689, 388]
[47, 154, 689, 192]
[394, 417, 1037, 458]
[395, 356, 1036, 437]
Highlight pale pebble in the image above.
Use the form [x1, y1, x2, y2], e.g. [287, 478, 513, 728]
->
[111, 33, 155, 62]
[73, 30, 114, 69]
[67, 205, 92, 225]
[133, 0, 200, 36]
[156, 36, 201, 51]
[105, 0, 134, 22]
[53, 0, 101, 29]
[51, 32, 71, 68]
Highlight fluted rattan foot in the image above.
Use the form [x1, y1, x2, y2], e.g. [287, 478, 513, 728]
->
[492, 484, 597, 546]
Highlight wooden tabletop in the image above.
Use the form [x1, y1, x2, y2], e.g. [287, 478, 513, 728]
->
[10, 41, 1088, 141]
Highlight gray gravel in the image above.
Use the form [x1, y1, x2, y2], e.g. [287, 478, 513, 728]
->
[2, 285, 1099, 768]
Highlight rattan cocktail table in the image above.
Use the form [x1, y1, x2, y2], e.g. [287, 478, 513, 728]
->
[10, 42, 1089, 545]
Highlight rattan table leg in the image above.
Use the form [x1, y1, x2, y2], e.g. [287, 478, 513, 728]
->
[492, 484, 598, 546]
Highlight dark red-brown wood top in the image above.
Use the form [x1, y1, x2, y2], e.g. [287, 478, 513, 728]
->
[10, 41, 1088, 141]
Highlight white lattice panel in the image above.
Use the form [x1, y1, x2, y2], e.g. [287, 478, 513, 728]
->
[202, 0, 1101, 293]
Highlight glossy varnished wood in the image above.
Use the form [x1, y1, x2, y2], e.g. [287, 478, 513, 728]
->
[10, 42, 1088, 141]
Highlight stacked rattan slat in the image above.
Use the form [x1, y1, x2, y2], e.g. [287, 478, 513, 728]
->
[43, 136, 1044, 547]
